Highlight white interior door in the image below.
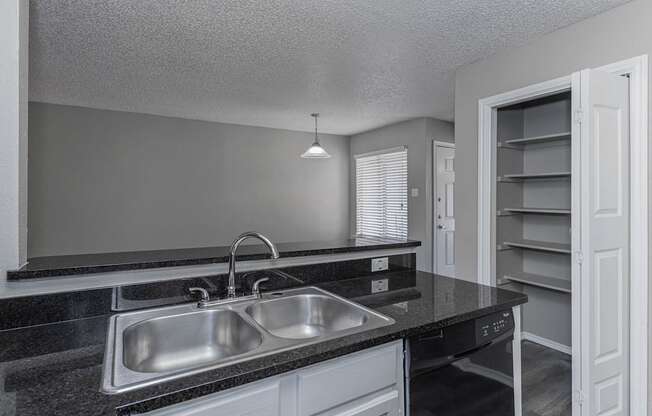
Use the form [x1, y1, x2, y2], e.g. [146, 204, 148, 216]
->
[434, 143, 456, 277]
[574, 68, 629, 416]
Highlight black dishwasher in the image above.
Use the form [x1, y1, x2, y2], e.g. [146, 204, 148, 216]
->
[405, 309, 515, 416]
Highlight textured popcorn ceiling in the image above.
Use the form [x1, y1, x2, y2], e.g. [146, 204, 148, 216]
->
[29, 0, 629, 135]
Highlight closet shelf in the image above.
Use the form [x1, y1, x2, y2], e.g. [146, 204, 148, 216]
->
[501, 239, 571, 254]
[498, 207, 571, 216]
[504, 271, 571, 293]
[498, 172, 571, 181]
[500, 132, 571, 146]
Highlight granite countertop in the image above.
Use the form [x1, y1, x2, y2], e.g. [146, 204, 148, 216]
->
[0, 271, 526, 416]
[7, 237, 420, 280]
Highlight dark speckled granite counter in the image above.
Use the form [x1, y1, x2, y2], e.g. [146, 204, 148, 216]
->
[0, 271, 526, 416]
[7, 237, 420, 280]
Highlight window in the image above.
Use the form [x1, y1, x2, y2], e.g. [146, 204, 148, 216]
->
[355, 146, 408, 239]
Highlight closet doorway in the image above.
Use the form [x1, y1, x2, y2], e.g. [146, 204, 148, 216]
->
[476, 56, 648, 416]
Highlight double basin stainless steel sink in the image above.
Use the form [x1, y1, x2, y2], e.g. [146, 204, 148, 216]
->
[101, 286, 395, 393]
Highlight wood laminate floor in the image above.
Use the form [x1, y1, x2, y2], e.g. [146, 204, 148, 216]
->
[522, 341, 572, 416]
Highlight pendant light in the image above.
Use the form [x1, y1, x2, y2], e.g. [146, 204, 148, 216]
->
[301, 113, 331, 158]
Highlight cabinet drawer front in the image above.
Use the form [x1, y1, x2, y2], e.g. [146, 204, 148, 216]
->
[298, 343, 400, 416]
[143, 380, 280, 416]
[332, 390, 400, 416]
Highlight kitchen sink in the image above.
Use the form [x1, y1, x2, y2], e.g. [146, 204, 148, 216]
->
[245, 294, 369, 339]
[101, 286, 394, 393]
[123, 309, 262, 373]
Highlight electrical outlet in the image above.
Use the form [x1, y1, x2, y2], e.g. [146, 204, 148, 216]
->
[371, 278, 389, 294]
[371, 257, 389, 272]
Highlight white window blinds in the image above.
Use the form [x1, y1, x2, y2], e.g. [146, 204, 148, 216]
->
[355, 146, 408, 239]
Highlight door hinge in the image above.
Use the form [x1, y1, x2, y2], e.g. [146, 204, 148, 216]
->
[574, 109, 584, 125]
[574, 251, 584, 264]
[573, 389, 584, 406]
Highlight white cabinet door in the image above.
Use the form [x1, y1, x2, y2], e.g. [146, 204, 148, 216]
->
[330, 391, 400, 416]
[573, 68, 629, 416]
[297, 342, 401, 416]
[144, 380, 280, 416]
[144, 342, 403, 416]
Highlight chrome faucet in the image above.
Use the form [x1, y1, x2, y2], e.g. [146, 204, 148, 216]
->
[188, 287, 210, 308]
[227, 232, 279, 298]
[251, 277, 270, 299]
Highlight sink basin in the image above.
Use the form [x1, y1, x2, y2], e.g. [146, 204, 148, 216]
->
[102, 286, 394, 394]
[123, 309, 262, 373]
[245, 294, 369, 339]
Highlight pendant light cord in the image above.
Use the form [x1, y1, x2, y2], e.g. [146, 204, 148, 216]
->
[312, 113, 319, 144]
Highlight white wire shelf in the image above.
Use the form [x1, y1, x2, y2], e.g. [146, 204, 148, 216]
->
[497, 207, 571, 216]
[500, 239, 571, 254]
[504, 271, 571, 293]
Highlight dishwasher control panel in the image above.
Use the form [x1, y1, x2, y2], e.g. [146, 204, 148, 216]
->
[475, 309, 514, 342]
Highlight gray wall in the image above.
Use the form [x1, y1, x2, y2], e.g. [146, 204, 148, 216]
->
[350, 117, 454, 271]
[0, 0, 28, 277]
[453, 0, 651, 409]
[454, 0, 652, 282]
[28, 103, 350, 256]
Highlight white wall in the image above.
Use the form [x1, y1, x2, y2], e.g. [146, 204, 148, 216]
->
[0, 0, 28, 277]
[28, 103, 351, 256]
[350, 117, 454, 271]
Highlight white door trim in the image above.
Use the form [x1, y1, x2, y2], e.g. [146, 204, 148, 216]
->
[476, 55, 648, 415]
[432, 140, 456, 276]
[513, 305, 523, 416]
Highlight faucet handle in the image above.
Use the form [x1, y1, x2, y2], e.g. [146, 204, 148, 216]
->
[251, 277, 270, 298]
[188, 287, 210, 306]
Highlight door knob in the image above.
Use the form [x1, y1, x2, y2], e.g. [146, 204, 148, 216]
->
[437, 224, 446, 229]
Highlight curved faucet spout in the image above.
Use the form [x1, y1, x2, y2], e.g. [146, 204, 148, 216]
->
[227, 232, 279, 298]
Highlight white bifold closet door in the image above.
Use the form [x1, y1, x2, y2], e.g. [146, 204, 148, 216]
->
[573, 69, 629, 416]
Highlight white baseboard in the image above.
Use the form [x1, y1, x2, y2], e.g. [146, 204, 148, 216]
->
[521, 331, 572, 355]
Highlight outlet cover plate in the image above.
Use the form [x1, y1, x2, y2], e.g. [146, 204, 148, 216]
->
[371, 257, 389, 272]
[371, 278, 389, 294]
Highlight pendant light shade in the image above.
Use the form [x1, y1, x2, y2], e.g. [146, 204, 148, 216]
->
[301, 113, 331, 159]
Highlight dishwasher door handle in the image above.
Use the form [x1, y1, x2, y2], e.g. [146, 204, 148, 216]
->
[416, 330, 444, 342]
[452, 342, 491, 360]
[452, 331, 514, 360]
